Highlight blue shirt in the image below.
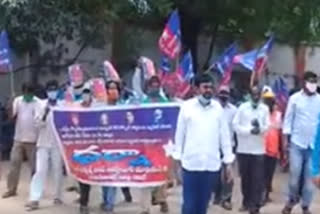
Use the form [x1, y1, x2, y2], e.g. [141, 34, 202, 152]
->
[283, 91, 320, 149]
[312, 116, 320, 176]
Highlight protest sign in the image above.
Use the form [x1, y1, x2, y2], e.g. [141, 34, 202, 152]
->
[52, 104, 180, 187]
[68, 64, 84, 87]
[91, 78, 107, 102]
[102, 61, 120, 81]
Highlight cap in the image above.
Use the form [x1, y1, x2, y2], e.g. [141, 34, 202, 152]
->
[262, 86, 275, 98]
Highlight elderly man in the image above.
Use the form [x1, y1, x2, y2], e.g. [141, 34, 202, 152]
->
[233, 86, 270, 214]
[3, 83, 41, 198]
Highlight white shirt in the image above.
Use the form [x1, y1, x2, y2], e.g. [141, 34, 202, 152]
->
[172, 97, 235, 172]
[283, 90, 320, 149]
[233, 101, 270, 155]
[221, 102, 237, 146]
[13, 96, 41, 143]
[35, 100, 60, 148]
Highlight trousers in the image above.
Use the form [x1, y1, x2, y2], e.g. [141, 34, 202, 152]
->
[79, 183, 116, 211]
[7, 142, 36, 193]
[79, 182, 90, 207]
[102, 186, 117, 211]
[182, 168, 219, 214]
[139, 185, 167, 212]
[264, 155, 277, 199]
[238, 154, 264, 212]
[214, 164, 234, 203]
[287, 143, 314, 207]
[29, 146, 63, 201]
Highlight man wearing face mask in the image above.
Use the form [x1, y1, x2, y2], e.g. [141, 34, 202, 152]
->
[232, 86, 270, 214]
[2, 83, 41, 198]
[172, 73, 234, 214]
[25, 80, 64, 211]
[77, 88, 96, 214]
[282, 71, 320, 214]
[213, 86, 237, 210]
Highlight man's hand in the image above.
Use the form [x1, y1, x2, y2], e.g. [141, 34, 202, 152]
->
[251, 127, 261, 135]
[224, 164, 233, 183]
[282, 135, 289, 161]
[312, 176, 320, 188]
[174, 160, 182, 185]
[251, 119, 260, 128]
[42, 105, 51, 121]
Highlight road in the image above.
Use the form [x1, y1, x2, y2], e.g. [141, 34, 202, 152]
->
[0, 162, 319, 214]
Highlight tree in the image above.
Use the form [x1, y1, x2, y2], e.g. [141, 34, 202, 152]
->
[2, 0, 320, 83]
[0, 0, 174, 81]
[0, 0, 112, 82]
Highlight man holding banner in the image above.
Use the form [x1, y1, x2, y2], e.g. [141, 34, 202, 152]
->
[172, 73, 234, 214]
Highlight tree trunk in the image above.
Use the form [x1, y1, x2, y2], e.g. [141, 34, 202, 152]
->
[202, 23, 219, 70]
[111, 20, 124, 72]
[179, 8, 202, 73]
[293, 44, 306, 88]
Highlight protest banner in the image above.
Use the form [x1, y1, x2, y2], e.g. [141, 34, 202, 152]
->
[52, 103, 180, 187]
[68, 64, 84, 87]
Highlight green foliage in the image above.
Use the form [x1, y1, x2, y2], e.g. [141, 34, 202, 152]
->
[1, 0, 320, 74]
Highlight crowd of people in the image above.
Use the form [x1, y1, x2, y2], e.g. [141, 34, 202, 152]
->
[1, 68, 320, 214]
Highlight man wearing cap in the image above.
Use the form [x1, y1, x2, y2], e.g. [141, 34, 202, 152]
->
[282, 71, 320, 214]
[262, 87, 282, 204]
[213, 86, 237, 210]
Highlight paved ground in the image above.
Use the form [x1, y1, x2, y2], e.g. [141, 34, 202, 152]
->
[0, 161, 319, 214]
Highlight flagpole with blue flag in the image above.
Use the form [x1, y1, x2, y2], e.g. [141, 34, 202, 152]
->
[250, 35, 274, 87]
[0, 30, 15, 97]
[207, 43, 237, 86]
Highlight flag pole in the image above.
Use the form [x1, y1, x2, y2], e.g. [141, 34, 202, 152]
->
[9, 64, 15, 97]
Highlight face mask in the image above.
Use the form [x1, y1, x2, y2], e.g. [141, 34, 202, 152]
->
[74, 87, 83, 95]
[82, 93, 91, 102]
[251, 100, 258, 109]
[198, 95, 211, 106]
[203, 91, 213, 99]
[47, 91, 58, 101]
[306, 82, 317, 94]
[108, 90, 119, 102]
[149, 88, 160, 97]
[23, 94, 34, 103]
[219, 95, 228, 103]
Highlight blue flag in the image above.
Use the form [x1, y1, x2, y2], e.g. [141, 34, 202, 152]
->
[0, 31, 11, 73]
[177, 51, 194, 81]
[214, 43, 237, 75]
[158, 10, 182, 59]
[159, 55, 171, 74]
